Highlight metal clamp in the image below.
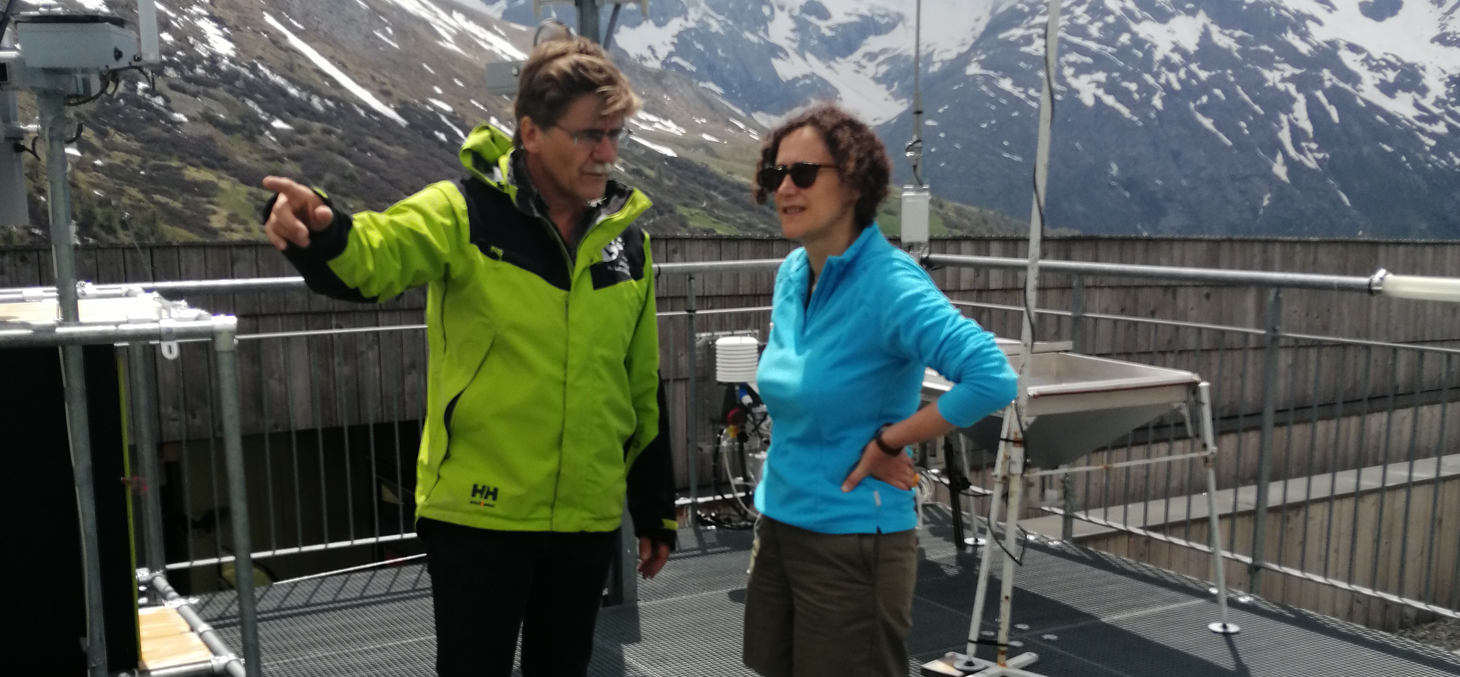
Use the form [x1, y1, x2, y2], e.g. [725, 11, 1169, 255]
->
[158, 318, 179, 360]
[1367, 267, 1388, 295]
[164, 596, 200, 609]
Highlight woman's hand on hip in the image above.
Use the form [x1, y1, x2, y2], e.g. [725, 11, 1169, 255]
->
[842, 440, 918, 492]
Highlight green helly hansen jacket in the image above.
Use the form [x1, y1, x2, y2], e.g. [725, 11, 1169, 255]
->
[278, 124, 673, 539]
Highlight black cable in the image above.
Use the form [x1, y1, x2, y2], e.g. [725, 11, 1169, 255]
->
[13, 136, 38, 160]
[695, 424, 756, 530]
[66, 72, 120, 106]
[1019, 4, 1060, 350]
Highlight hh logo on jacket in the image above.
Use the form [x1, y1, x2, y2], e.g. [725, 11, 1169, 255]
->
[470, 484, 499, 507]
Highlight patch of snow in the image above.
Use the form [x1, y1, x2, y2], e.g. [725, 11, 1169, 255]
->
[437, 114, 466, 140]
[1233, 85, 1263, 116]
[253, 64, 309, 102]
[614, 15, 699, 69]
[1276, 117, 1319, 170]
[1126, 8, 1211, 67]
[374, 31, 401, 50]
[272, 119, 294, 130]
[1270, 151, 1289, 183]
[700, 133, 722, 143]
[667, 56, 697, 73]
[188, 14, 237, 59]
[630, 135, 678, 157]
[428, 98, 454, 113]
[1063, 67, 1140, 124]
[378, 0, 525, 60]
[1188, 102, 1231, 147]
[966, 65, 1039, 108]
[1286, 0, 1460, 135]
[632, 111, 686, 137]
[263, 13, 408, 126]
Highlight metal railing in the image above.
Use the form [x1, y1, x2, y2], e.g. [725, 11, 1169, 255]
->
[947, 297, 1460, 625]
[36, 252, 1449, 631]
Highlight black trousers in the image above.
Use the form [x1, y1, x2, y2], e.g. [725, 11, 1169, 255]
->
[420, 518, 618, 677]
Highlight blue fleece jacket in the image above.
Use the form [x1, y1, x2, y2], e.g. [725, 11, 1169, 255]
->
[753, 226, 1018, 535]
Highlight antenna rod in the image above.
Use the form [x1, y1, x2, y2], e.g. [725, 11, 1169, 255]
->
[908, 0, 924, 187]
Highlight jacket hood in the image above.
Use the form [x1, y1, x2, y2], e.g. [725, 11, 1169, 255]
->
[459, 124, 516, 186]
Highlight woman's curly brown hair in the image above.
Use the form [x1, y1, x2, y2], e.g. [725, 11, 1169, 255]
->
[752, 103, 891, 230]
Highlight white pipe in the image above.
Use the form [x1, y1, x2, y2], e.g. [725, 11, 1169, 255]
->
[1378, 273, 1460, 303]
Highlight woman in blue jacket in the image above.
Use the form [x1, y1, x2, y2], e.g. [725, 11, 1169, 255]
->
[742, 104, 1019, 677]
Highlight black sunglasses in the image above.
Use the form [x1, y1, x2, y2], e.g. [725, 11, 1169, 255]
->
[758, 162, 834, 191]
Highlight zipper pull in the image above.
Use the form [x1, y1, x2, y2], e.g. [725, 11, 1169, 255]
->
[487, 246, 504, 261]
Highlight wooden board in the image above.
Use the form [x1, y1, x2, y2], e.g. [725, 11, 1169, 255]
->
[138, 606, 214, 670]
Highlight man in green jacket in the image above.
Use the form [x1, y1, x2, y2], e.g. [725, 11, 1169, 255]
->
[261, 37, 675, 677]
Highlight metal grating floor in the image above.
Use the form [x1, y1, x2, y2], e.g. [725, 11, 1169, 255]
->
[194, 515, 1460, 677]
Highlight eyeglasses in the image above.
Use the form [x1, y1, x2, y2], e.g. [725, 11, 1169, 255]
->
[758, 162, 834, 192]
[559, 126, 630, 146]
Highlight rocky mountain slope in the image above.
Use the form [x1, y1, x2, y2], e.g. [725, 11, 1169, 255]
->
[4, 0, 1021, 245]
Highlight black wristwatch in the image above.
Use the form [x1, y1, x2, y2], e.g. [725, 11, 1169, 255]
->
[873, 424, 901, 456]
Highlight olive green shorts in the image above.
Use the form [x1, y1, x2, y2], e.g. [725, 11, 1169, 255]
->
[742, 516, 919, 677]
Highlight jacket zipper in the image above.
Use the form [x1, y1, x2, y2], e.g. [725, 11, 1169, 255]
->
[540, 206, 625, 527]
[541, 218, 574, 529]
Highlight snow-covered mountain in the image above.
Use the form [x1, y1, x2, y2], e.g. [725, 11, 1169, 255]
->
[482, 0, 1014, 125]
[489, 0, 1460, 238]
[884, 0, 1460, 237]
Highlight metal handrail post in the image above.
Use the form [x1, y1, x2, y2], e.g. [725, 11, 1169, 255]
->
[685, 274, 699, 527]
[1249, 288, 1283, 595]
[212, 316, 261, 676]
[1198, 383, 1240, 634]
